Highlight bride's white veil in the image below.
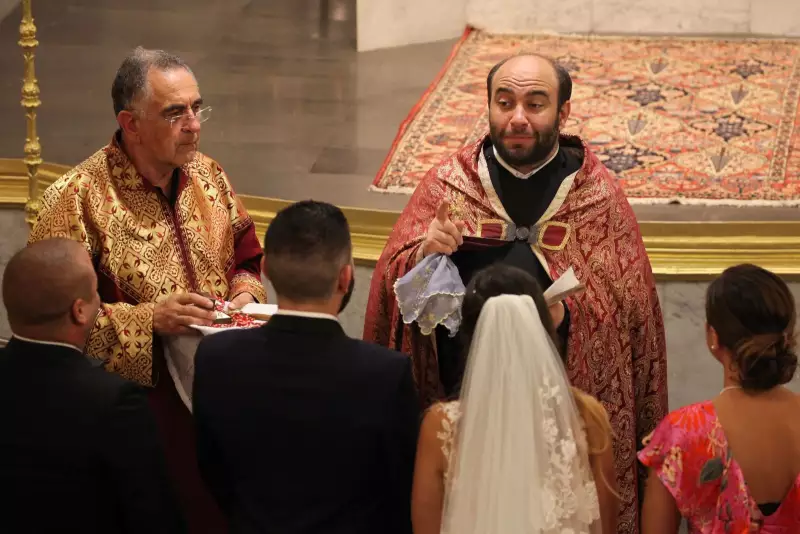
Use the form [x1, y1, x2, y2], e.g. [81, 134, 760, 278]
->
[441, 294, 600, 534]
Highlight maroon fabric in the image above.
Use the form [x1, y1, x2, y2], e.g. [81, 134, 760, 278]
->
[541, 224, 568, 247]
[148, 346, 228, 534]
[460, 235, 509, 250]
[364, 134, 668, 534]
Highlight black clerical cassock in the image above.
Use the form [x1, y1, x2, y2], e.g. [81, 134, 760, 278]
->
[435, 139, 583, 396]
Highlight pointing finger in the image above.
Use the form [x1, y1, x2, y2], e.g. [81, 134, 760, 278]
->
[435, 201, 450, 224]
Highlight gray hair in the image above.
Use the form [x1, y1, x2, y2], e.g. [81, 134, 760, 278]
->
[111, 46, 193, 115]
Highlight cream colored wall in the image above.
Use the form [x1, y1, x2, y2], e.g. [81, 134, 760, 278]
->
[357, 0, 800, 51]
[357, 0, 467, 51]
[751, 0, 800, 36]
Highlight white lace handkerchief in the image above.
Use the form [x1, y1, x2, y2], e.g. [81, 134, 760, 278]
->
[394, 253, 466, 337]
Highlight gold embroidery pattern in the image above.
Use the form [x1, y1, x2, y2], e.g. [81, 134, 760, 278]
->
[174, 156, 242, 298]
[89, 302, 155, 383]
[29, 140, 266, 386]
[538, 221, 572, 251]
[541, 146, 667, 534]
[230, 272, 268, 303]
[476, 218, 507, 239]
[476, 150, 510, 221]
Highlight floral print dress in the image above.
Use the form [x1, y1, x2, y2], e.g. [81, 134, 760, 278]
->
[639, 401, 800, 533]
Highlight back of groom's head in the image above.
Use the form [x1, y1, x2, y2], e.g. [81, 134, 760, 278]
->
[264, 200, 352, 303]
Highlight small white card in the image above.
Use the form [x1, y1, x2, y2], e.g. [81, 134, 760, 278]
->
[543, 267, 585, 305]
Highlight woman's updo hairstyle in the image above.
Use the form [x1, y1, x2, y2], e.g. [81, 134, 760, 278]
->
[706, 264, 797, 391]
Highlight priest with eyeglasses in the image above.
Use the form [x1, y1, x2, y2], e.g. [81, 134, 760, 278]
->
[28, 47, 265, 534]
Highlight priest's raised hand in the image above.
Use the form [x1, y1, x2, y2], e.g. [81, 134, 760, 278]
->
[421, 201, 465, 258]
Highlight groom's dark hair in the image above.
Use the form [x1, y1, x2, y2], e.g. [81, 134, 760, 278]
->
[264, 200, 352, 302]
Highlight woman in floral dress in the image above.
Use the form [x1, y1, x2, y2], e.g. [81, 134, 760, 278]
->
[640, 264, 800, 533]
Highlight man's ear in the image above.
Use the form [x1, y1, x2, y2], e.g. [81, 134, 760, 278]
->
[70, 298, 91, 327]
[338, 263, 353, 292]
[558, 101, 571, 129]
[260, 256, 269, 281]
[117, 110, 140, 140]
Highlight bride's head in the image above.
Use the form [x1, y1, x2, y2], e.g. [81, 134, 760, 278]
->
[460, 263, 559, 357]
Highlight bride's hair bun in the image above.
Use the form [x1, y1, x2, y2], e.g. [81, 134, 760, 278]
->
[706, 264, 797, 392]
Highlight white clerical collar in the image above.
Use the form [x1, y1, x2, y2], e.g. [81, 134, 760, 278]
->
[492, 143, 560, 179]
[12, 333, 83, 353]
[274, 309, 339, 323]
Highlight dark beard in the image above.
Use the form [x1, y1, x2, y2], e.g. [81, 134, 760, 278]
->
[338, 275, 355, 314]
[490, 121, 560, 169]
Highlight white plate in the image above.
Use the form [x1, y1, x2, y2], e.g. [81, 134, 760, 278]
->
[239, 303, 278, 315]
[188, 303, 277, 336]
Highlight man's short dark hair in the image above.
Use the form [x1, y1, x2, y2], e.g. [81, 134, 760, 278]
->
[111, 46, 192, 116]
[486, 53, 573, 109]
[264, 200, 352, 302]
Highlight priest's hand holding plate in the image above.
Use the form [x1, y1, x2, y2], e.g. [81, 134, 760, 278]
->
[154, 292, 216, 336]
[422, 200, 466, 257]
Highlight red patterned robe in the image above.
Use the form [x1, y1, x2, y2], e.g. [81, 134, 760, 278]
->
[28, 134, 267, 534]
[364, 133, 667, 534]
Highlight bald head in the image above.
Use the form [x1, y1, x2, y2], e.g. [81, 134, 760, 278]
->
[3, 238, 97, 330]
[486, 53, 572, 109]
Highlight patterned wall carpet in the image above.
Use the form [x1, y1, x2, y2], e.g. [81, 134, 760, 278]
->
[372, 29, 800, 206]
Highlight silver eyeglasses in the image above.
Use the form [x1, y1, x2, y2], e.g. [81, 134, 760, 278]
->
[162, 106, 212, 127]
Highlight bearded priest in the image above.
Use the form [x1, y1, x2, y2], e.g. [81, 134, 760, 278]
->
[364, 53, 667, 534]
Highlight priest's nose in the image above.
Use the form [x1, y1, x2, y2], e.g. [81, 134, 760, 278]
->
[509, 105, 529, 129]
[183, 116, 202, 135]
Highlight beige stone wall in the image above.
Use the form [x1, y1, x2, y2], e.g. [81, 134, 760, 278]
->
[357, 0, 800, 52]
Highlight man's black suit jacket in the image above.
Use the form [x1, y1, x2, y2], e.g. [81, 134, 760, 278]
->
[193, 313, 420, 534]
[0, 337, 185, 534]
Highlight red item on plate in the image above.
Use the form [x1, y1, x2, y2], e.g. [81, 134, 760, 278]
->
[211, 300, 266, 329]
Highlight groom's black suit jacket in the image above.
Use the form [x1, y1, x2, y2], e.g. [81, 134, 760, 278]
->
[194, 313, 420, 534]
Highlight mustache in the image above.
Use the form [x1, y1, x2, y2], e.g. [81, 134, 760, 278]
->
[501, 130, 535, 137]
